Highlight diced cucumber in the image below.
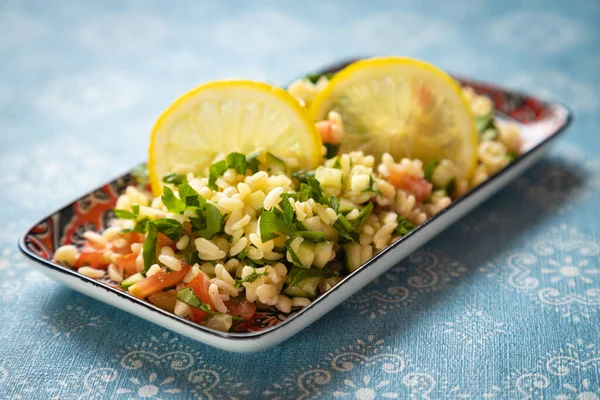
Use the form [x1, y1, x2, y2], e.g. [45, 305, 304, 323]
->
[120, 272, 144, 289]
[297, 241, 316, 268]
[343, 242, 362, 272]
[287, 237, 315, 269]
[338, 198, 356, 214]
[313, 241, 333, 268]
[350, 174, 371, 192]
[302, 216, 321, 232]
[315, 166, 343, 192]
[283, 285, 312, 298]
[266, 152, 287, 174]
[297, 277, 320, 297]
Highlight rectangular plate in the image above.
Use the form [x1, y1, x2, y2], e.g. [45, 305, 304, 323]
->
[19, 59, 572, 352]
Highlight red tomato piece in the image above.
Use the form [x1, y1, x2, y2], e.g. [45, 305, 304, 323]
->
[115, 253, 138, 277]
[186, 271, 213, 308]
[224, 300, 256, 320]
[74, 243, 109, 269]
[157, 233, 174, 247]
[189, 307, 208, 323]
[128, 265, 190, 299]
[387, 171, 432, 203]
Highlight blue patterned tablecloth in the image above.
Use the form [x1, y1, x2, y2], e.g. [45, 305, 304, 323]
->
[1, 1, 599, 399]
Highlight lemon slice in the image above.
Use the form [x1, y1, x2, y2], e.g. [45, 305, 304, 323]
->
[310, 57, 478, 180]
[148, 80, 322, 195]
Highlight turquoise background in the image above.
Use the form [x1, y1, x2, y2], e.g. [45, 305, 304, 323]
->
[1, 1, 599, 398]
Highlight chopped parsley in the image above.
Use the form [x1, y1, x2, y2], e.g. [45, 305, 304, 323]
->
[288, 266, 334, 288]
[234, 270, 270, 288]
[114, 209, 137, 220]
[176, 287, 211, 312]
[424, 160, 440, 182]
[162, 173, 187, 186]
[142, 221, 158, 274]
[395, 217, 415, 236]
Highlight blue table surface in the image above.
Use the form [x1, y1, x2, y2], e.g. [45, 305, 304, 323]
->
[1, 1, 599, 399]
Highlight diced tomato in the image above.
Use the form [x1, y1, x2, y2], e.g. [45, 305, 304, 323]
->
[157, 233, 174, 247]
[186, 271, 213, 308]
[387, 171, 432, 202]
[189, 307, 208, 323]
[128, 265, 190, 299]
[75, 243, 109, 269]
[115, 253, 138, 277]
[224, 299, 256, 320]
[316, 120, 336, 144]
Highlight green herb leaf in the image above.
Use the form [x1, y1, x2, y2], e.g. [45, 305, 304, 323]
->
[246, 153, 261, 174]
[332, 157, 342, 169]
[294, 231, 324, 242]
[176, 287, 211, 311]
[234, 270, 270, 288]
[475, 110, 494, 133]
[363, 176, 383, 198]
[352, 202, 373, 231]
[231, 248, 245, 262]
[259, 210, 295, 242]
[288, 266, 334, 288]
[285, 244, 304, 267]
[142, 221, 158, 274]
[178, 182, 205, 208]
[208, 160, 228, 190]
[278, 194, 296, 226]
[161, 186, 186, 214]
[303, 71, 336, 84]
[162, 173, 187, 186]
[132, 205, 140, 215]
[481, 128, 499, 141]
[424, 160, 440, 182]
[126, 217, 149, 234]
[292, 169, 315, 184]
[153, 218, 184, 241]
[226, 152, 247, 174]
[395, 217, 415, 236]
[324, 143, 340, 159]
[197, 203, 224, 240]
[114, 209, 137, 220]
[444, 177, 456, 195]
[506, 150, 519, 163]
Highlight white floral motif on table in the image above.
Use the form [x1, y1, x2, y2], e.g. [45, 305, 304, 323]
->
[115, 372, 181, 399]
[482, 226, 600, 323]
[514, 146, 600, 213]
[77, 332, 250, 399]
[8, 332, 251, 399]
[489, 11, 587, 55]
[483, 339, 600, 399]
[343, 251, 467, 319]
[36, 70, 142, 122]
[0, 245, 35, 301]
[40, 304, 111, 337]
[0, 140, 123, 210]
[442, 308, 509, 345]
[265, 335, 470, 399]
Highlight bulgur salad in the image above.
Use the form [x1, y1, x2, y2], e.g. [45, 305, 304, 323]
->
[54, 57, 521, 332]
